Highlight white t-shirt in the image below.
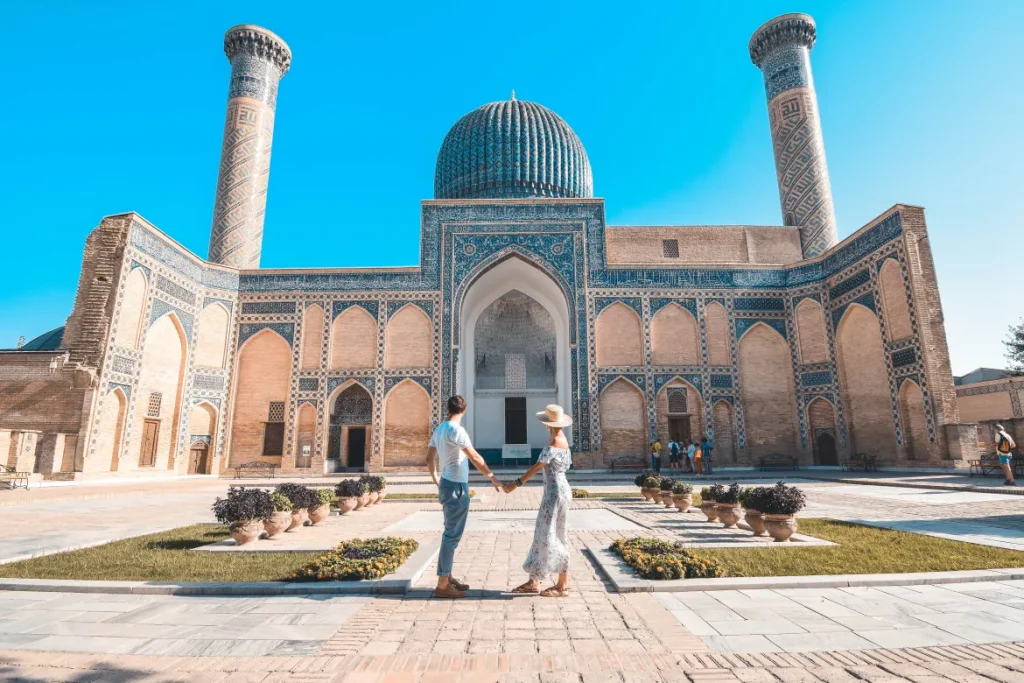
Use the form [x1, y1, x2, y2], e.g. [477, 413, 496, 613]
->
[429, 420, 472, 484]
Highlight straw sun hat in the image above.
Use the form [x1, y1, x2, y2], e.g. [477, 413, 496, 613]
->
[536, 404, 573, 428]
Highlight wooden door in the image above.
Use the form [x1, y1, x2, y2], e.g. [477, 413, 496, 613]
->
[139, 419, 159, 466]
[189, 444, 209, 474]
[347, 427, 366, 470]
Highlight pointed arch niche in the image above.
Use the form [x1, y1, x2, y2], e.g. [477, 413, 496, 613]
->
[704, 302, 730, 366]
[899, 379, 929, 461]
[712, 400, 736, 463]
[655, 378, 703, 446]
[383, 380, 431, 467]
[195, 303, 230, 369]
[331, 306, 376, 370]
[115, 268, 148, 349]
[595, 302, 642, 367]
[91, 387, 127, 473]
[599, 378, 646, 465]
[738, 322, 798, 458]
[325, 381, 373, 472]
[651, 304, 699, 366]
[230, 328, 292, 467]
[794, 298, 828, 365]
[187, 402, 218, 474]
[386, 305, 432, 369]
[300, 304, 325, 370]
[835, 304, 897, 457]
[131, 313, 188, 472]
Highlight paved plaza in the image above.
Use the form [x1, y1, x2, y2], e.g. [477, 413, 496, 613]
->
[2, 473, 1024, 680]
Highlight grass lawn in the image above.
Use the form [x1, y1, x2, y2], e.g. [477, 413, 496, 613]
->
[382, 491, 476, 500]
[699, 519, 1024, 577]
[0, 525, 323, 582]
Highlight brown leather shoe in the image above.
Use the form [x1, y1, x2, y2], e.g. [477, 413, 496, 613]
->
[449, 577, 470, 591]
[433, 585, 465, 599]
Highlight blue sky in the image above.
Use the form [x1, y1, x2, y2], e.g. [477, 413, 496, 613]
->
[2, 1, 1021, 374]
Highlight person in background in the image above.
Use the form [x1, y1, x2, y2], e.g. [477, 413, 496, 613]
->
[701, 436, 713, 475]
[693, 441, 704, 476]
[686, 441, 697, 474]
[668, 439, 680, 472]
[651, 440, 662, 472]
[996, 424, 1017, 487]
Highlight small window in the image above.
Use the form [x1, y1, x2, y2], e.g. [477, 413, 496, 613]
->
[668, 388, 688, 414]
[267, 401, 285, 422]
[662, 239, 680, 258]
[147, 392, 163, 418]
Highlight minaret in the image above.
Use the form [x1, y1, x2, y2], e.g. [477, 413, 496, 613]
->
[208, 25, 291, 269]
[749, 13, 837, 259]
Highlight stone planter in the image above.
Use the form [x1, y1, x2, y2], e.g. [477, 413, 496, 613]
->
[717, 504, 741, 528]
[650, 490, 663, 505]
[640, 488, 654, 501]
[229, 520, 263, 546]
[764, 514, 798, 542]
[337, 497, 358, 515]
[308, 504, 331, 525]
[661, 491, 675, 508]
[357, 493, 370, 509]
[377, 490, 387, 503]
[288, 508, 309, 531]
[262, 511, 292, 539]
[673, 493, 692, 512]
[370, 491, 382, 505]
[700, 501, 719, 522]
[744, 509, 768, 536]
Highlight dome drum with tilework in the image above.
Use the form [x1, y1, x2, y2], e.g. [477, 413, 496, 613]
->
[434, 96, 593, 200]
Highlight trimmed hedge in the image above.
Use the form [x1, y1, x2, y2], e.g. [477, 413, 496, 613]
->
[610, 537, 723, 580]
[291, 537, 419, 581]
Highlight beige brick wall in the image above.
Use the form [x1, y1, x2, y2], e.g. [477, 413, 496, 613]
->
[195, 304, 230, 369]
[599, 378, 646, 465]
[89, 388, 127, 473]
[711, 400, 736, 463]
[836, 305, 897, 459]
[738, 323, 798, 458]
[0, 353, 86, 433]
[331, 307, 377, 370]
[385, 306, 432, 369]
[807, 397, 837, 463]
[229, 329, 291, 467]
[655, 380, 703, 446]
[795, 298, 828, 365]
[651, 305, 699, 366]
[605, 226, 803, 266]
[958, 391, 1014, 423]
[879, 259, 913, 341]
[382, 380, 431, 467]
[300, 305, 325, 370]
[114, 268, 147, 349]
[595, 303, 642, 367]
[294, 402, 316, 462]
[899, 379, 930, 461]
[187, 403, 216, 437]
[704, 302, 730, 366]
[125, 314, 187, 473]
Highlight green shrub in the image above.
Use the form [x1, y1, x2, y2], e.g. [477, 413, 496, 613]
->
[699, 486, 718, 502]
[634, 469, 658, 487]
[291, 537, 419, 581]
[572, 488, 589, 498]
[275, 483, 320, 510]
[360, 475, 386, 493]
[672, 482, 693, 495]
[659, 478, 675, 491]
[316, 488, 335, 507]
[211, 487, 273, 524]
[335, 479, 367, 499]
[716, 483, 741, 505]
[268, 492, 293, 512]
[757, 482, 806, 515]
[642, 476, 661, 489]
[610, 537, 723, 580]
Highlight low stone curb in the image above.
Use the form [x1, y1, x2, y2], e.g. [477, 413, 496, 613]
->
[0, 542, 439, 596]
[586, 542, 1024, 592]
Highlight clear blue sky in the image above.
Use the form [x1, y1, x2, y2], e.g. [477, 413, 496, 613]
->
[2, 1, 1021, 374]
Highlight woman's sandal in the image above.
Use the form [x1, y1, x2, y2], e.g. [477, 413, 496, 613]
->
[512, 581, 540, 594]
[540, 586, 570, 598]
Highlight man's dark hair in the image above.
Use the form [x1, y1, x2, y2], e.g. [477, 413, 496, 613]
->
[447, 395, 467, 416]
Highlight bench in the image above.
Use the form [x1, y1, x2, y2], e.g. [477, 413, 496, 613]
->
[0, 464, 30, 490]
[969, 453, 1023, 478]
[841, 453, 878, 472]
[232, 461, 277, 479]
[609, 455, 646, 471]
[758, 454, 799, 471]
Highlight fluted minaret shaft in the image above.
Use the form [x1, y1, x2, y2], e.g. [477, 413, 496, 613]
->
[750, 13, 837, 259]
[208, 25, 291, 269]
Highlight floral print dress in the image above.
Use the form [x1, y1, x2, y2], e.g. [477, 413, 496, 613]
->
[523, 446, 572, 580]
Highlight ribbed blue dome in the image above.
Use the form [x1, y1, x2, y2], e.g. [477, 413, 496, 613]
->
[434, 97, 593, 200]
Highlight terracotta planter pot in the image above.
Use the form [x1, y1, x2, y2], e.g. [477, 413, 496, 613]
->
[262, 511, 292, 539]
[377, 490, 387, 503]
[700, 501, 719, 522]
[764, 514, 798, 542]
[673, 493, 692, 512]
[745, 509, 768, 536]
[308, 504, 331, 525]
[640, 488, 653, 501]
[650, 491, 663, 505]
[357, 493, 370, 509]
[661, 491, 675, 508]
[229, 520, 263, 546]
[367, 491, 379, 505]
[337, 497, 358, 515]
[288, 508, 309, 531]
[717, 504, 741, 528]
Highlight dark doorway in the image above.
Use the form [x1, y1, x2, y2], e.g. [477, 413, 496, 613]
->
[505, 397, 527, 444]
[668, 417, 691, 446]
[188, 443, 209, 474]
[816, 430, 838, 466]
[347, 427, 366, 470]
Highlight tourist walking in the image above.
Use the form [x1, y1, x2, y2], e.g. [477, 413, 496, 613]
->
[693, 441, 704, 475]
[701, 436, 713, 475]
[503, 404, 573, 597]
[669, 439, 681, 472]
[426, 395, 502, 599]
[996, 424, 1017, 486]
[686, 441, 697, 474]
[651, 440, 662, 472]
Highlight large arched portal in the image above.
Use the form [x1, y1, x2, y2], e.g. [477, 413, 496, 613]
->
[459, 257, 572, 456]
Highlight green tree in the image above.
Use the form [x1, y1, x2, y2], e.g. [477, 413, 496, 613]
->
[1006, 319, 1024, 375]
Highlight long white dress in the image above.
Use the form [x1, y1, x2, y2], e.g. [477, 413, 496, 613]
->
[523, 446, 572, 580]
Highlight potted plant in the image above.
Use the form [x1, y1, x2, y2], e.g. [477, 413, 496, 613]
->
[636, 470, 657, 500]
[361, 475, 387, 505]
[335, 479, 364, 515]
[263, 492, 293, 539]
[759, 482, 806, 542]
[644, 476, 663, 504]
[740, 486, 768, 537]
[374, 475, 387, 503]
[275, 483, 320, 530]
[699, 485, 721, 522]
[359, 475, 379, 505]
[672, 481, 693, 512]
[659, 478, 676, 508]
[715, 483, 742, 528]
[309, 487, 335, 525]
[211, 487, 273, 546]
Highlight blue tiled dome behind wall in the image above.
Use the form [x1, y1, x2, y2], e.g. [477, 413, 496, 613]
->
[434, 98, 593, 200]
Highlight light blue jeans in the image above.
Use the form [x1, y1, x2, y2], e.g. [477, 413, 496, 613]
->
[437, 477, 470, 577]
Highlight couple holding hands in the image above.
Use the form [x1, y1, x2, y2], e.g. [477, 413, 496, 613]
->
[427, 395, 572, 599]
